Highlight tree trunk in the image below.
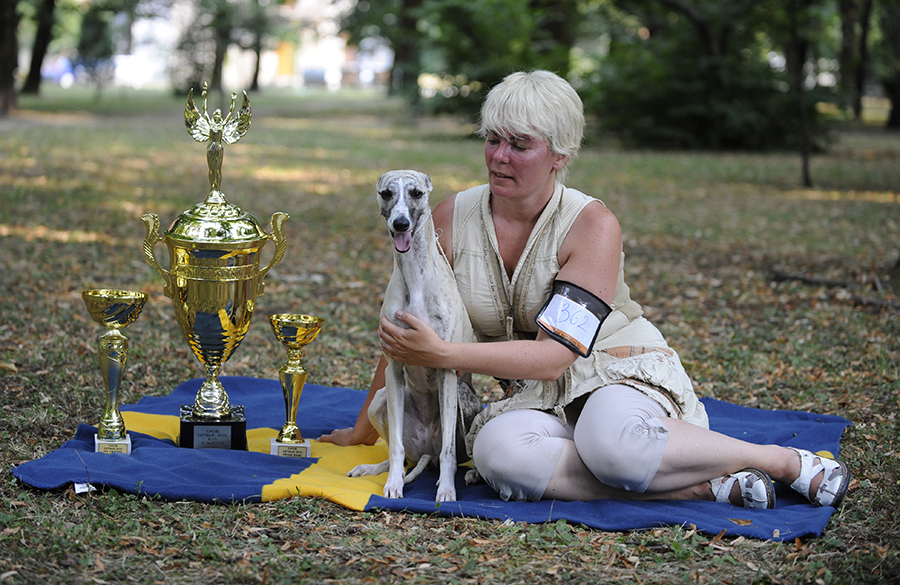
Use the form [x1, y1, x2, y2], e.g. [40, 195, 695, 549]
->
[853, 0, 874, 119]
[787, 0, 813, 187]
[249, 37, 261, 92]
[211, 27, 227, 94]
[390, 0, 422, 100]
[21, 0, 57, 95]
[209, 0, 234, 96]
[0, 0, 19, 115]
[838, 0, 858, 115]
[884, 76, 900, 129]
[530, 0, 578, 76]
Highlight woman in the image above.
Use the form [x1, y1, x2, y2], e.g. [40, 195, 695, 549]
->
[320, 70, 849, 509]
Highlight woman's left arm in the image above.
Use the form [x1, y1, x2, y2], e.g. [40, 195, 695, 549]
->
[554, 200, 622, 305]
[379, 201, 622, 381]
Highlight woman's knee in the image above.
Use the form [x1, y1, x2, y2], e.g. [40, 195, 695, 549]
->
[472, 410, 570, 501]
[573, 386, 670, 491]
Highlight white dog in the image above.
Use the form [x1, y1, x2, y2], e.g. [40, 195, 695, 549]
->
[348, 170, 481, 502]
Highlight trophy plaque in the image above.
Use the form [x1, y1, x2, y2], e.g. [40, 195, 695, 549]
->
[268, 314, 324, 457]
[82, 289, 147, 454]
[141, 83, 289, 450]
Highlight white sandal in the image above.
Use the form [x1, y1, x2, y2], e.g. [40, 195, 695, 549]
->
[710, 468, 776, 509]
[788, 447, 850, 508]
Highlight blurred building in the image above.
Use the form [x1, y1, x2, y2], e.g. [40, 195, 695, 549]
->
[105, 0, 393, 91]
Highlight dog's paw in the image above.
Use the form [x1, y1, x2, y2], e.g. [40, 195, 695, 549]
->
[348, 461, 388, 478]
[464, 468, 484, 485]
[383, 476, 405, 499]
[346, 464, 368, 478]
[435, 483, 457, 502]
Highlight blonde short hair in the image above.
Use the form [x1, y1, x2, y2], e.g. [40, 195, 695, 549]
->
[478, 70, 584, 180]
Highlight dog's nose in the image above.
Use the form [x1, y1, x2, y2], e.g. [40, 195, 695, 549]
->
[392, 217, 410, 232]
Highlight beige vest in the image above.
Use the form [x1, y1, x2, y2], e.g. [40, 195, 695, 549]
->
[452, 183, 709, 455]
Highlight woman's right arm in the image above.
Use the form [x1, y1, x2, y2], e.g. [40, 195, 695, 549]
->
[316, 354, 386, 446]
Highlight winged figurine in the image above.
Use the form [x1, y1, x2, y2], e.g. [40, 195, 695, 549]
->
[184, 82, 252, 196]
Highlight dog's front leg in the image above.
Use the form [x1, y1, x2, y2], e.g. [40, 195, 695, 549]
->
[383, 360, 408, 498]
[435, 370, 460, 502]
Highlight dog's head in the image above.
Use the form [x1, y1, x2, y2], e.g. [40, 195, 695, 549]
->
[376, 170, 433, 254]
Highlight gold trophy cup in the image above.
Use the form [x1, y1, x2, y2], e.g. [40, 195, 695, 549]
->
[82, 289, 147, 454]
[268, 314, 324, 457]
[141, 84, 288, 450]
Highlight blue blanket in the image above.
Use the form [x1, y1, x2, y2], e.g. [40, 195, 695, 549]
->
[12, 377, 850, 541]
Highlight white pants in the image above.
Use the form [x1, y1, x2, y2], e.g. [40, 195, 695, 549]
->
[472, 384, 670, 501]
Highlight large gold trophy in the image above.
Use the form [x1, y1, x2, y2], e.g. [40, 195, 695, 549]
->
[141, 84, 288, 450]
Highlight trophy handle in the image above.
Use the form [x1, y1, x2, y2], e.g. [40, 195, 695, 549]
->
[141, 213, 174, 298]
[258, 212, 289, 296]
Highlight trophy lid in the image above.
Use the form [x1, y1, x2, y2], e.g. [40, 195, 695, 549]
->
[166, 84, 266, 247]
[166, 191, 268, 246]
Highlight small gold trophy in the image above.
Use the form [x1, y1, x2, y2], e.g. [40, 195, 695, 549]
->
[82, 289, 147, 454]
[268, 314, 324, 457]
[142, 84, 288, 450]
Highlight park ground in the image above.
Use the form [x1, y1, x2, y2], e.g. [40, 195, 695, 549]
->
[0, 86, 898, 583]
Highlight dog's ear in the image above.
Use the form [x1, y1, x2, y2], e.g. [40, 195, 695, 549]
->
[423, 173, 433, 193]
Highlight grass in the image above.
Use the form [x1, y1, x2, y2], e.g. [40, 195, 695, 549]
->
[2, 84, 899, 584]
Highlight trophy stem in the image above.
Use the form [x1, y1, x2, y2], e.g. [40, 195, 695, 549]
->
[97, 329, 128, 441]
[277, 348, 308, 444]
[193, 364, 232, 418]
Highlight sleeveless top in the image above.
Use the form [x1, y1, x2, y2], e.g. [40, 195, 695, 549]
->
[451, 183, 709, 456]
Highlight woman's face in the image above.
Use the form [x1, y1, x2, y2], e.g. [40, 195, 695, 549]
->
[484, 131, 566, 202]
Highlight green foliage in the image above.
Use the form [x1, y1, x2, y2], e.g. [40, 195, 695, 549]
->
[580, 0, 831, 150]
[76, 5, 114, 64]
[418, 0, 536, 116]
[591, 42, 811, 149]
[341, 0, 578, 120]
[15, 0, 85, 54]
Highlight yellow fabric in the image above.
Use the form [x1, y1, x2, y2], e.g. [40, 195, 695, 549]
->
[121, 412, 277, 451]
[122, 411, 180, 443]
[261, 442, 389, 508]
[120, 410, 390, 510]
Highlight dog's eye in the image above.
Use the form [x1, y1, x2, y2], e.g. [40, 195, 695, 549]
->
[378, 190, 392, 199]
[410, 189, 424, 198]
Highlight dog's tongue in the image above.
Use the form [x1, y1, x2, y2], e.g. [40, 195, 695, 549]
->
[393, 231, 412, 253]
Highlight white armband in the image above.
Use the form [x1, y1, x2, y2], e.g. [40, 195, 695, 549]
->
[535, 280, 612, 358]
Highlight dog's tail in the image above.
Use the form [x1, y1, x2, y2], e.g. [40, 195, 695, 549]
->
[404, 454, 432, 484]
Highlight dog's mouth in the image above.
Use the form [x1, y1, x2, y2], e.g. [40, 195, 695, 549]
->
[392, 230, 412, 253]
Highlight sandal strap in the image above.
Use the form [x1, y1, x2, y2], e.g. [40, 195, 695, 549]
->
[710, 474, 737, 504]
[711, 468, 775, 509]
[788, 447, 824, 497]
[788, 447, 850, 507]
[814, 457, 850, 507]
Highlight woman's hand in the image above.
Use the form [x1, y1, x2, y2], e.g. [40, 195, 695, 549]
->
[378, 311, 448, 368]
[317, 426, 378, 446]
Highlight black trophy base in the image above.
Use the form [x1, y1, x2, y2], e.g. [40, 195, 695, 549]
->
[179, 405, 247, 450]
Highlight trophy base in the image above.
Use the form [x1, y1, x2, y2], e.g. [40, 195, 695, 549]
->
[270, 438, 311, 458]
[179, 405, 247, 450]
[95, 434, 132, 455]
